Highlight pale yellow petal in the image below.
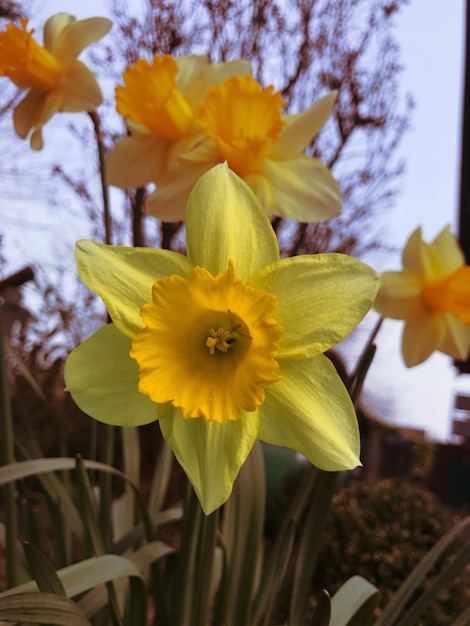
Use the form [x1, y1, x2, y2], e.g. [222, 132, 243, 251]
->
[13, 90, 44, 140]
[59, 61, 103, 111]
[439, 312, 470, 360]
[43, 13, 74, 54]
[107, 135, 167, 189]
[274, 91, 337, 156]
[159, 407, 258, 514]
[64, 324, 158, 426]
[259, 356, 360, 470]
[75, 240, 192, 337]
[55, 17, 112, 66]
[430, 225, 465, 276]
[402, 312, 445, 367]
[374, 271, 422, 320]
[251, 254, 377, 359]
[145, 159, 216, 222]
[185, 164, 279, 278]
[402, 227, 434, 278]
[254, 156, 341, 221]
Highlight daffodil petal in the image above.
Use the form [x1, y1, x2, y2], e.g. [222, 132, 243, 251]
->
[402, 312, 445, 367]
[75, 240, 192, 337]
[402, 227, 434, 278]
[439, 312, 470, 360]
[54, 17, 112, 66]
[374, 271, 421, 319]
[64, 324, 157, 426]
[186, 164, 279, 278]
[274, 92, 337, 155]
[259, 355, 360, 470]
[13, 90, 44, 139]
[144, 159, 214, 221]
[251, 254, 378, 359]
[431, 225, 465, 276]
[258, 156, 341, 221]
[59, 61, 103, 111]
[106, 135, 167, 189]
[159, 408, 259, 514]
[43, 13, 74, 53]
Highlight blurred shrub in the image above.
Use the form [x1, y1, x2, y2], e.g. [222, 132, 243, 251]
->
[315, 478, 470, 624]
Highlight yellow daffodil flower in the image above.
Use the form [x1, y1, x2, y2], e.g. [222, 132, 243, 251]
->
[107, 57, 341, 223]
[65, 165, 377, 514]
[106, 54, 252, 199]
[374, 225, 470, 367]
[0, 13, 111, 149]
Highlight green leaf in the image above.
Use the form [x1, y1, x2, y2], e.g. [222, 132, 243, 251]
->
[0, 592, 91, 625]
[330, 575, 379, 626]
[309, 590, 331, 626]
[23, 542, 66, 596]
[220, 440, 266, 626]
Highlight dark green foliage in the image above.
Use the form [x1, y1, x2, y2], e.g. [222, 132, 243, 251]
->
[315, 479, 470, 625]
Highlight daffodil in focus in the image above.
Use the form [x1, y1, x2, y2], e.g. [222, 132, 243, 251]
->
[0, 13, 111, 149]
[375, 225, 470, 367]
[107, 58, 341, 223]
[65, 165, 377, 514]
[106, 54, 251, 209]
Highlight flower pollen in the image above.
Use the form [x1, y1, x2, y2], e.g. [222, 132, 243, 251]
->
[130, 261, 283, 423]
[115, 55, 194, 141]
[198, 75, 285, 177]
[0, 18, 62, 91]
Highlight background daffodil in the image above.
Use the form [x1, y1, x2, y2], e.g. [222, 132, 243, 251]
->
[106, 54, 251, 199]
[374, 225, 470, 367]
[0, 13, 111, 149]
[65, 165, 377, 514]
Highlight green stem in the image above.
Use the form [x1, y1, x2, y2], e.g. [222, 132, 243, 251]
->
[0, 306, 17, 587]
[171, 482, 203, 626]
[89, 110, 115, 546]
[348, 316, 383, 401]
[89, 110, 112, 245]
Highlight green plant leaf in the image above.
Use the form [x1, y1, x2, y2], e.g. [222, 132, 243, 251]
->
[220, 440, 266, 626]
[0, 592, 91, 625]
[310, 589, 331, 626]
[23, 541, 66, 596]
[330, 575, 379, 626]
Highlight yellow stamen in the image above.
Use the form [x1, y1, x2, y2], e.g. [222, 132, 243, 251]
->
[206, 327, 231, 354]
[0, 18, 62, 91]
[422, 266, 470, 324]
[115, 55, 194, 141]
[130, 262, 283, 423]
[198, 75, 285, 176]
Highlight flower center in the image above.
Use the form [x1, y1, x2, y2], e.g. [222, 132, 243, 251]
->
[197, 75, 285, 177]
[422, 266, 470, 324]
[0, 18, 62, 91]
[130, 262, 283, 423]
[115, 55, 194, 141]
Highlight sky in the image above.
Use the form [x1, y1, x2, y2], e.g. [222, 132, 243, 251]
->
[0, 0, 468, 441]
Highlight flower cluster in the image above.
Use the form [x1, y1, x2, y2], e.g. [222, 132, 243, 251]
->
[107, 55, 341, 223]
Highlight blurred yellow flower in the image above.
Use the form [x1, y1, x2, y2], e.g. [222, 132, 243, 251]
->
[374, 225, 470, 367]
[107, 58, 341, 223]
[0, 13, 111, 149]
[106, 54, 252, 209]
[65, 165, 377, 513]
